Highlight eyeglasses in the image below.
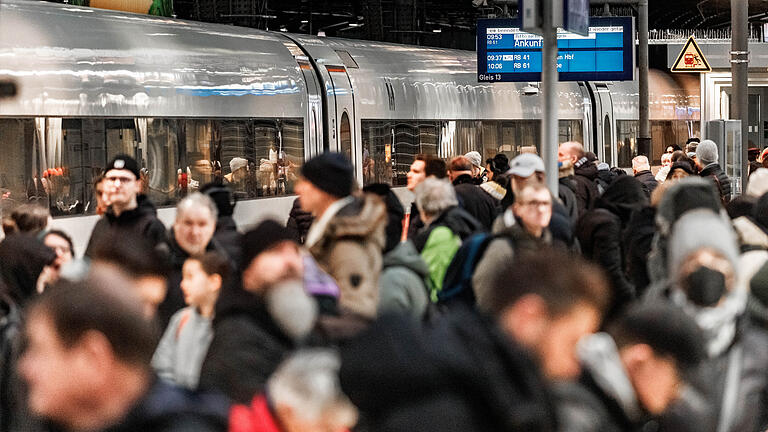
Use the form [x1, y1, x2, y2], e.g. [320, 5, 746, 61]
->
[518, 200, 551, 209]
[104, 175, 135, 184]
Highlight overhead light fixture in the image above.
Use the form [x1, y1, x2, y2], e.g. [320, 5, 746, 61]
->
[349, 23, 360, 27]
[318, 31, 326, 37]
[280, 27, 288, 32]
[301, 20, 308, 24]
[433, 29, 442, 33]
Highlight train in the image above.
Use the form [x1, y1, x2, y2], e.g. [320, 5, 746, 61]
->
[0, 0, 700, 254]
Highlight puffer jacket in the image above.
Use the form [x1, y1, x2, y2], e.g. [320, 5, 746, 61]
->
[572, 157, 600, 217]
[453, 174, 499, 231]
[309, 194, 387, 320]
[700, 163, 732, 203]
[378, 241, 430, 319]
[85, 194, 167, 257]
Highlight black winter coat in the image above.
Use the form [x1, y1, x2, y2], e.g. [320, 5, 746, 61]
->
[340, 307, 558, 432]
[576, 177, 647, 317]
[700, 163, 732, 203]
[622, 207, 656, 296]
[406, 202, 425, 240]
[285, 197, 313, 245]
[633, 170, 658, 198]
[453, 174, 499, 231]
[85, 195, 167, 257]
[102, 379, 228, 432]
[571, 160, 600, 218]
[213, 215, 241, 269]
[198, 292, 294, 404]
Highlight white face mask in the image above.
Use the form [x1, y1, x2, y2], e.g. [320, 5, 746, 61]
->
[671, 283, 747, 357]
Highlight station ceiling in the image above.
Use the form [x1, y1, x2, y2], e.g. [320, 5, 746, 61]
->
[171, 0, 768, 48]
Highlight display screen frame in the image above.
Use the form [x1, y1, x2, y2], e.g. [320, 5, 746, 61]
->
[477, 16, 635, 83]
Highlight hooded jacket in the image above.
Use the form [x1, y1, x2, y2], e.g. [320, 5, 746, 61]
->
[378, 241, 430, 319]
[309, 194, 386, 320]
[85, 194, 167, 257]
[413, 206, 483, 299]
[577, 177, 647, 316]
[571, 157, 600, 217]
[339, 307, 558, 432]
[0, 234, 56, 306]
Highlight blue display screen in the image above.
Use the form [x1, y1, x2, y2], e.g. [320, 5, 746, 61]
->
[477, 17, 634, 82]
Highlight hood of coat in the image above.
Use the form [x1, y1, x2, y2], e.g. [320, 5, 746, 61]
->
[339, 307, 556, 431]
[733, 216, 768, 249]
[596, 176, 648, 224]
[382, 241, 429, 279]
[0, 234, 56, 305]
[655, 177, 723, 237]
[574, 157, 598, 181]
[430, 205, 484, 240]
[318, 194, 386, 250]
[578, 333, 644, 422]
[105, 194, 158, 224]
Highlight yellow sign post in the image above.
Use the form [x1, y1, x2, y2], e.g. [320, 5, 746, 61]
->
[671, 36, 712, 73]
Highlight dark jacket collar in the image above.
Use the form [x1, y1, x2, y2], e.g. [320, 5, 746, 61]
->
[452, 174, 475, 186]
[106, 194, 157, 224]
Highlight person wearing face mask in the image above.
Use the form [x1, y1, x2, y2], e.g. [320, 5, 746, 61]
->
[656, 209, 768, 432]
[555, 301, 706, 432]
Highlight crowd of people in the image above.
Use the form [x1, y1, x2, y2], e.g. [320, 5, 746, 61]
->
[0, 138, 767, 432]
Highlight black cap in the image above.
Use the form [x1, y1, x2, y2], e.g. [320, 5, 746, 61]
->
[105, 154, 140, 180]
[300, 152, 354, 198]
[242, 220, 296, 267]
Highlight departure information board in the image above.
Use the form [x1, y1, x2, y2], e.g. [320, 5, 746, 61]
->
[477, 17, 634, 82]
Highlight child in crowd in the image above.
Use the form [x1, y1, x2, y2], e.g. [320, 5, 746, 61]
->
[152, 251, 228, 389]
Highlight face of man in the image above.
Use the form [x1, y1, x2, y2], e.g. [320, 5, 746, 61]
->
[242, 241, 303, 294]
[406, 160, 426, 191]
[619, 346, 681, 415]
[295, 178, 334, 216]
[174, 206, 216, 256]
[20, 312, 94, 428]
[558, 143, 579, 165]
[513, 188, 552, 237]
[103, 169, 140, 209]
[536, 302, 601, 380]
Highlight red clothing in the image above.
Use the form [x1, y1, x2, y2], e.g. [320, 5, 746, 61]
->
[229, 396, 281, 432]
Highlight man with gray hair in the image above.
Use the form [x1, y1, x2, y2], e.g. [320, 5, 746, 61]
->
[632, 155, 658, 197]
[412, 177, 482, 300]
[230, 349, 357, 432]
[696, 139, 731, 202]
[162, 192, 225, 326]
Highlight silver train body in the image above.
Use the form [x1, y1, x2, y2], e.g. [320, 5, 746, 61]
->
[0, 0, 699, 255]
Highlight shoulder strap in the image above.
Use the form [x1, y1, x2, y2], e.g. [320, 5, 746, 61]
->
[175, 310, 192, 340]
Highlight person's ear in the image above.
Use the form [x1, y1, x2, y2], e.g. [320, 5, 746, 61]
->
[620, 343, 654, 375]
[208, 274, 223, 292]
[499, 294, 549, 348]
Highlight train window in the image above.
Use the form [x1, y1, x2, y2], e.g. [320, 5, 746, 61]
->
[340, 112, 352, 163]
[361, 120, 441, 186]
[616, 120, 639, 168]
[0, 117, 304, 218]
[558, 120, 583, 145]
[650, 120, 699, 164]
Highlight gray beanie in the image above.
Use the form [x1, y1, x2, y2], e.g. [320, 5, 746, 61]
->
[696, 140, 719, 165]
[667, 208, 739, 273]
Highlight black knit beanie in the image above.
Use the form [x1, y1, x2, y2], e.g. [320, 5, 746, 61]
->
[105, 154, 141, 180]
[300, 152, 354, 198]
[241, 220, 296, 268]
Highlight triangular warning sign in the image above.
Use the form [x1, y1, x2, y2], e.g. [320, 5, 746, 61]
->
[671, 36, 712, 73]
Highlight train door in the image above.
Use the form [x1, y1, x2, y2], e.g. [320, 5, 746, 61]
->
[280, 40, 324, 158]
[578, 82, 594, 152]
[593, 83, 616, 166]
[325, 65, 357, 169]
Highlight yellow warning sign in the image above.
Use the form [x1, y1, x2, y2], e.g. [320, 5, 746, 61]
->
[671, 36, 712, 73]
